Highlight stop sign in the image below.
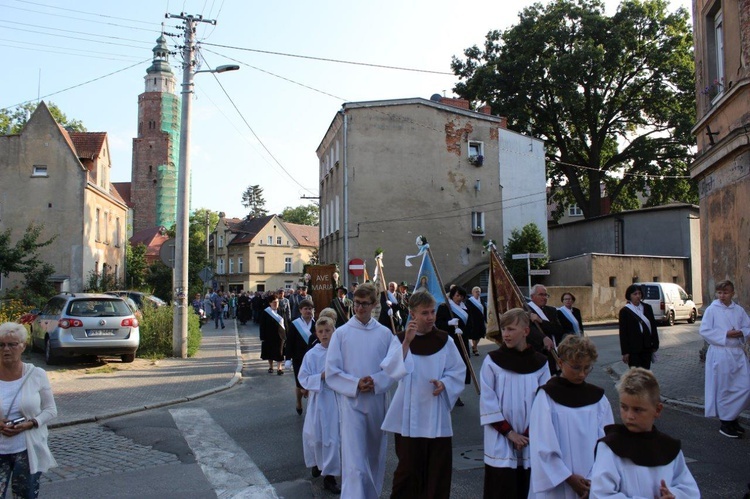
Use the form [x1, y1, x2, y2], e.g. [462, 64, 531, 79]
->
[348, 258, 365, 276]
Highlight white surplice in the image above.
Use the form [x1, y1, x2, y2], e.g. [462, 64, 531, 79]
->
[529, 390, 614, 498]
[479, 355, 550, 469]
[298, 344, 340, 476]
[381, 335, 466, 437]
[325, 316, 406, 499]
[590, 442, 700, 498]
[699, 299, 750, 420]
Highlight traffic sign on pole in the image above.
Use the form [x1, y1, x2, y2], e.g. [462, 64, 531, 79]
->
[512, 253, 529, 260]
[348, 258, 365, 276]
[529, 269, 551, 275]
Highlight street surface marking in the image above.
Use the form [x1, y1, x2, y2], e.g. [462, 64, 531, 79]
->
[171, 408, 278, 498]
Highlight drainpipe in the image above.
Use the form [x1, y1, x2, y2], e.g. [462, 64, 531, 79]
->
[343, 111, 349, 288]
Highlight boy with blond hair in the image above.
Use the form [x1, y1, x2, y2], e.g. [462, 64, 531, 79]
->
[591, 368, 699, 498]
[480, 308, 549, 498]
[529, 335, 613, 498]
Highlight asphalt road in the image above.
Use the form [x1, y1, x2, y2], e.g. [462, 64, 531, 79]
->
[39, 321, 750, 498]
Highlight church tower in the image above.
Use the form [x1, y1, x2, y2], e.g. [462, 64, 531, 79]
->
[131, 35, 181, 233]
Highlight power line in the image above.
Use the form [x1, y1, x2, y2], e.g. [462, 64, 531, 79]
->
[0, 21, 159, 50]
[1, 58, 151, 109]
[1, 2, 161, 33]
[199, 53, 316, 194]
[13, 0, 161, 26]
[0, 38, 142, 61]
[551, 159, 691, 179]
[201, 41, 454, 75]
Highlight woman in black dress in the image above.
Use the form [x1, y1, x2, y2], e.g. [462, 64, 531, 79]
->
[557, 292, 585, 337]
[259, 296, 286, 374]
[618, 284, 659, 369]
[467, 286, 487, 356]
[436, 286, 472, 406]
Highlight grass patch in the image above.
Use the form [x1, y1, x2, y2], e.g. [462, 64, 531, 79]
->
[138, 305, 202, 358]
[85, 365, 119, 375]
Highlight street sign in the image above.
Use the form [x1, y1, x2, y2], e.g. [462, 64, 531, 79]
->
[348, 258, 365, 276]
[512, 253, 546, 260]
[159, 239, 176, 269]
[198, 267, 214, 283]
[529, 269, 551, 275]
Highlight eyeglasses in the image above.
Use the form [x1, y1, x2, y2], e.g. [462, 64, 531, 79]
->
[0, 342, 21, 349]
[562, 361, 594, 374]
[353, 301, 374, 308]
[536, 293, 549, 297]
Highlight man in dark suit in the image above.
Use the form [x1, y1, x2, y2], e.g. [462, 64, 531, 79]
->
[330, 286, 353, 327]
[526, 284, 564, 374]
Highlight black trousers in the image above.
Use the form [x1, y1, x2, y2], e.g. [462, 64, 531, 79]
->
[628, 351, 652, 369]
[483, 465, 530, 499]
[391, 435, 452, 499]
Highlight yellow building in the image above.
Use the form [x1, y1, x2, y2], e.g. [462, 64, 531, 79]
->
[210, 214, 318, 293]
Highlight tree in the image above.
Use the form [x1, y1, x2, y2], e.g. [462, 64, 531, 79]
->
[0, 102, 86, 134]
[503, 223, 548, 285]
[241, 184, 268, 218]
[126, 243, 149, 289]
[0, 223, 56, 278]
[279, 204, 319, 226]
[452, 0, 696, 218]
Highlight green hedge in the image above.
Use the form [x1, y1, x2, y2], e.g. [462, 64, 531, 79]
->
[138, 305, 202, 358]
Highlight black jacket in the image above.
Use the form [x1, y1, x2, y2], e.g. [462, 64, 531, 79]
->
[557, 307, 585, 336]
[618, 303, 659, 355]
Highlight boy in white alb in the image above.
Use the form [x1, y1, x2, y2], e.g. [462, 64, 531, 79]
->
[480, 308, 550, 499]
[700, 279, 750, 438]
[529, 335, 613, 498]
[298, 316, 341, 494]
[591, 368, 699, 498]
[382, 291, 466, 498]
[325, 283, 407, 499]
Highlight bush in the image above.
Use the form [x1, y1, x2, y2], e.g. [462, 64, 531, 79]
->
[138, 305, 202, 358]
[0, 299, 33, 323]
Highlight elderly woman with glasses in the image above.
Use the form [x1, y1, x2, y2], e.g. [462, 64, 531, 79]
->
[0, 322, 57, 498]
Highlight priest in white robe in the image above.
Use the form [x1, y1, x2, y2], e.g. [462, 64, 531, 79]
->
[700, 279, 750, 438]
[382, 291, 466, 498]
[325, 283, 407, 499]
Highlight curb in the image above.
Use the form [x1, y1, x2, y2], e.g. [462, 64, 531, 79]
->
[49, 323, 245, 429]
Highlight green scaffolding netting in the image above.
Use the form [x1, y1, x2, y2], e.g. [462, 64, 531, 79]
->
[155, 93, 181, 228]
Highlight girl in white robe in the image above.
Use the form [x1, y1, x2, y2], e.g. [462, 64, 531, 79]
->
[699, 280, 750, 438]
[298, 317, 341, 493]
[529, 335, 614, 498]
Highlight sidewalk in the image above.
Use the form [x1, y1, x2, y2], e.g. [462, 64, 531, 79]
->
[28, 322, 242, 427]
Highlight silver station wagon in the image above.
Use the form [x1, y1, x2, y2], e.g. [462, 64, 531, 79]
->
[30, 293, 140, 364]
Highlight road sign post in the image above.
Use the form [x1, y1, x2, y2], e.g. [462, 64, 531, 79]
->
[512, 252, 548, 291]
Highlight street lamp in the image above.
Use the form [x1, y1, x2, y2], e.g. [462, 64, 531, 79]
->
[172, 16, 239, 357]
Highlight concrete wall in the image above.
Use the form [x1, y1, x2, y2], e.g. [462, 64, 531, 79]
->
[499, 128, 547, 247]
[547, 253, 691, 320]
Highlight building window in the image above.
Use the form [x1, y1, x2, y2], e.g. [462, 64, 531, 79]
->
[468, 141, 484, 166]
[217, 258, 224, 274]
[471, 212, 485, 234]
[257, 256, 265, 274]
[267, 236, 273, 245]
[32, 165, 48, 177]
[706, 7, 724, 102]
[276, 236, 282, 245]
[284, 257, 292, 274]
[335, 195, 340, 231]
[95, 208, 101, 241]
[115, 217, 121, 247]
[218, 235, 224, 248]
[238, 257, 243, 273]
[568, 205, 583, 217]
[104, 212, 109, 243]
[609, 277, 617, 287]
[229, 258, 234, 274]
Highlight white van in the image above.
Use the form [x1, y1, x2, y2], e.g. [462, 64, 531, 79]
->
[633, 282, 698, 326]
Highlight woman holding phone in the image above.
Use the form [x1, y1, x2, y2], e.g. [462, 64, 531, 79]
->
[0, 322, 57, 498]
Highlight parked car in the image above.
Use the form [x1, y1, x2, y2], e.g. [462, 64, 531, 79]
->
[105, 291, 167, 310]
[634, 282, 697, 326]
[30, 293, 140, 364]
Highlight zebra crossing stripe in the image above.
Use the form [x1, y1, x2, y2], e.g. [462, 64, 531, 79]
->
[170, 408, 278, 498]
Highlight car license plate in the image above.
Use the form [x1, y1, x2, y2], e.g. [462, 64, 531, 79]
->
[86, 329, 117, 337]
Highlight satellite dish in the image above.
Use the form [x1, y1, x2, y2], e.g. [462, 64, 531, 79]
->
[430, 93, 442, 102]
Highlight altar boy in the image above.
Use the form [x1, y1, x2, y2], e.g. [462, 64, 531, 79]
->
[382, 291, 466, 498]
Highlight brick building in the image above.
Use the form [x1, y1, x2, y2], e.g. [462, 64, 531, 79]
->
[130, 35, 181, 233]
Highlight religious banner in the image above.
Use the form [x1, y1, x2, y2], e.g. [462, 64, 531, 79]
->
[486, 244, 527, 342]
[306, 264, 337, 319]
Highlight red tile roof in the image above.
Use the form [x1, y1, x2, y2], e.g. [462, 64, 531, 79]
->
[227, 215, 274, 245]
[284, 222, 319, 248]
[112, 182, 132, 207]
[130, 226, 170, 263]
[68, 132, 107, 160]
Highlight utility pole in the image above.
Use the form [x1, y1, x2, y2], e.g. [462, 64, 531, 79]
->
[167, 12, 215, 357]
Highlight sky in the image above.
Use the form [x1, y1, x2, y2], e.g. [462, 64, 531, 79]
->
[1, 0, 693, 219]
